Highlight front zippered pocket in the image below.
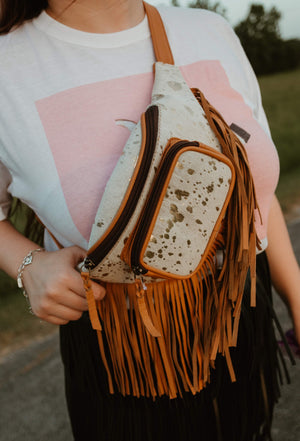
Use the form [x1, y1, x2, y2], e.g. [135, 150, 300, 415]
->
[121, 138, 236, 279]
[84, 105, 159, 270]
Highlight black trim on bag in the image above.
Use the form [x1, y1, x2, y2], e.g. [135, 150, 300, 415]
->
[85, 105, 159, 270]
[129, 140, 199, 275]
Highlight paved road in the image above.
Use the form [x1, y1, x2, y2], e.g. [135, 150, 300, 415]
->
[0, 220, 299, 441]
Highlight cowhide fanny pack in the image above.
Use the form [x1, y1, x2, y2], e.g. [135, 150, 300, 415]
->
[80, 2, 260, 399]
[83, 63, 235, 284]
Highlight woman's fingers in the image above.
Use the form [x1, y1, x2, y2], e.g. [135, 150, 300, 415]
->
[90, 280, 106, 301]
[48, 303, 84, 322]
[65, 269, 87, 298]
[34, 283, 104, 324]
[21, 245, 106, 324]
[64, 245, 87, 268]
[55, 265, 106, 303]
[55, 289, 88, 311]
[43, 316, 70, 326]
[35, 295, 85, 322]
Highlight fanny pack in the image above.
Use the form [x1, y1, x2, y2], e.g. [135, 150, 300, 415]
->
[80, 2, 260, 399]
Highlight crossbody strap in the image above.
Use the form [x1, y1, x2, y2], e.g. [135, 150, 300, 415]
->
[143, 2, 174, 65]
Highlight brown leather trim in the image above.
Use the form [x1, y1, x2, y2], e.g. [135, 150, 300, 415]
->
[143, 2, 174, 65]
[136, 142, 236, 279]
[35, 214, 63, 250]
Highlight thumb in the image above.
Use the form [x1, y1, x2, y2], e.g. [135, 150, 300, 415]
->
[64, 246, 87, 266]
[90, 280, 106, 301]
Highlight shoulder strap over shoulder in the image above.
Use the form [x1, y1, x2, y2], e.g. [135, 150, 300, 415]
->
[143, 2, 174, 65]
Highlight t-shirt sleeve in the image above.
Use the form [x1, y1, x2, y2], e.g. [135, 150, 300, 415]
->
[0, 160, 12, 221]
[224, 19, 272, 138]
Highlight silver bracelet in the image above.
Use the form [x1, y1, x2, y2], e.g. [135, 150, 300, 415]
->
[17, 248, 45, 313]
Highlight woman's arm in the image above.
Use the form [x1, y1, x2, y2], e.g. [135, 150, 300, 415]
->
[266, 195, 300, 344]
[0, 220, 105, 324]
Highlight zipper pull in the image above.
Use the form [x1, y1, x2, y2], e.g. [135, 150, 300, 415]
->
[135, 277, 161, 338]
[81, 271, 102, 331]
[83, 256, 96, 270]
[132, 264, 147, 276]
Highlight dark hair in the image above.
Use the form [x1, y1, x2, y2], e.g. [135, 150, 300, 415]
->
[0, 0, 48, 34]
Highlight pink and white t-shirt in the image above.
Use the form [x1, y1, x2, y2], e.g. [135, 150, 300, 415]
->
[0, 5, 279, 251]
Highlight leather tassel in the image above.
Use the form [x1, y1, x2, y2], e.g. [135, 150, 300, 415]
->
[135, 278, 161, 338]
[81, 272, 102, 331]
[89, 260, 252, 399]
[84, 88, 261, 400]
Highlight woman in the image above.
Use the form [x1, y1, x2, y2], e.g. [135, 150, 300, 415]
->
[0, 0, 299, 440]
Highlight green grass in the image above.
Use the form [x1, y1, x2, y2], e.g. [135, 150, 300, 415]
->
[258, 68, 300, 175]
[0, 287, 56, 356]
[258, 68, 300, 213]
[1, 69, 300, 354]
[276, 165, 300, 215]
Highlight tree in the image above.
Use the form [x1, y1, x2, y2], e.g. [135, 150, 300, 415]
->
[234, 4, 284, 74]
[235, 4, 281, 39]
[188, 0, 226, 17]
[283, 39, 300, 71]
[172, 0, 299, 74]
[171, 0, 226, 17]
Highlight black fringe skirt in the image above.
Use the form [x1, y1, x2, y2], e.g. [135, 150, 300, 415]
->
[60, 252, 289, 441]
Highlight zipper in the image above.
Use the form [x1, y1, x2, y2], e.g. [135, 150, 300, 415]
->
[85, 105, 159, 270]
[127, 139, 199, 276]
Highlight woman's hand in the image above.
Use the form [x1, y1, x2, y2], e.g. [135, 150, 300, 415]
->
[22, 246, 106, 325]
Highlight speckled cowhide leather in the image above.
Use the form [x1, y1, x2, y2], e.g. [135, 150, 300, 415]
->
[85, 63, 234, 283]
[134, 145, 234, 278]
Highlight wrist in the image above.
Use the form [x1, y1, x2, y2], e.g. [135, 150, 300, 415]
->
[17, 248, 45, 296]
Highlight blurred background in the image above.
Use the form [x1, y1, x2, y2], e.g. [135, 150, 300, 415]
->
[0, 1, 299, 440]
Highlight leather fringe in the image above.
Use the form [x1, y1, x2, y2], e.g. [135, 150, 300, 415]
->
[63, 252, 288, 441]
[86, 232, 244, 400]
[82, 89, 261, 399]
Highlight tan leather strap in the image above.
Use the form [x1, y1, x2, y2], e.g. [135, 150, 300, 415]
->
[35, 214, 63, 249]
[144, 2, 174, 65]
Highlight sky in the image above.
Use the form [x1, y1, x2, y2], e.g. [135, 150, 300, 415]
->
[150, 0, 300, 39]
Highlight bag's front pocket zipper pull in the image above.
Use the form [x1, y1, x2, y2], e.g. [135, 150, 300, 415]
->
[132, 264, 147, 276]
[135, 276, 161, 337]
